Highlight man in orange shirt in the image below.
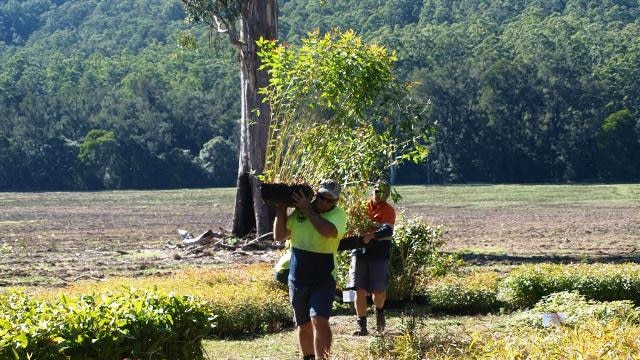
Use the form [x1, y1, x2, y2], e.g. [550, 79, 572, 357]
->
[347, 181, 396, 335]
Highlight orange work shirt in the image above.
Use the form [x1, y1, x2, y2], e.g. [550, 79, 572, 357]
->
[366, 200, 396, 229]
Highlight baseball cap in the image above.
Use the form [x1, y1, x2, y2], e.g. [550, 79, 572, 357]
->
[374, 180, 391, 199]
[318, 179, 340, 200]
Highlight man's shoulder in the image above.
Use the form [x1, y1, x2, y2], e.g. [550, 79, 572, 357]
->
[378, 202, 396, 224]
[373, 201, 395, 214]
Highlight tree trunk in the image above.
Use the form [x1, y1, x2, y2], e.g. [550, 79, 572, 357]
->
[231, 0, 277, 237]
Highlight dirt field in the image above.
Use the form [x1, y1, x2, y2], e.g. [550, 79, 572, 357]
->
[1, 185, 639, 287]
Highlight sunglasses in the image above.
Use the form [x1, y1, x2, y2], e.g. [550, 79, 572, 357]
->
[316, 192, 336, 203]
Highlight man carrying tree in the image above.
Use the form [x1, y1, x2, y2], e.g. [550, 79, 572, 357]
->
[273, 179, 347, 360]
[348, 180, 396, 336]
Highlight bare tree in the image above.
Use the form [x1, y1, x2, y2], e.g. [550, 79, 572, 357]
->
[182, 0, 277, 237]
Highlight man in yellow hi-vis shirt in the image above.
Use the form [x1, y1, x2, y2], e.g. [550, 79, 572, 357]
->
[274, 179, 347, 360]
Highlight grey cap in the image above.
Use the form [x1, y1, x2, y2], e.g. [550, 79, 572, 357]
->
[374, 180, 391, 200]
[318, 179, 341, 200]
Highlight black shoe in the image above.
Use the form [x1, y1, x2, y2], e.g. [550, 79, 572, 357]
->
[333, 288, 343, 303]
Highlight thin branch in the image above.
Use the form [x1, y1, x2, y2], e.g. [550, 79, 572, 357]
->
[212, 14, 229, 33]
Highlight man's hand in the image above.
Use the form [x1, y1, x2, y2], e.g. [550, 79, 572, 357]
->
[275, 203, 288, 214]
[291, 190, 312, 215]
[362, 232, 374, 244]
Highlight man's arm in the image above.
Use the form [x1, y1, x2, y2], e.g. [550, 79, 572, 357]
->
[373, 223, 393, 240]
[273, 204, 291, 242]
[305, 208, 338, 238]
[338, 235, 366, 251]
[292, 191, 337, 238]
[337, 224, 392, 251]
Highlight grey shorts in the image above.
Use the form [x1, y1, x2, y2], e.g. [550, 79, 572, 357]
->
[347, 257, 390, 292]
[288, 279, 335, 326]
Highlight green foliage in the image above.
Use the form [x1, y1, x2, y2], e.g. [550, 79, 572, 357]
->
[498, 263, 640, 309]
[258, 29, 396, 123]
[2, 0, 640, 189]
[426, 271, 500, 314]
[52, 265, 294, 340]
[78, 129, 116, 165]
[0, 289, 213, 360]
[0, 0, 240, 191]
[387, 218, 461, 301]
[366, 287, 640, 359]
[182, 0, 243, 27]
[197, 136, 236, 186]
[597, 109, 640, 180]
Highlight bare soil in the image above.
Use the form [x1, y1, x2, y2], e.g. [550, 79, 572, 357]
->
[403, 204, 640, 262]
[1, 189, 639, 287]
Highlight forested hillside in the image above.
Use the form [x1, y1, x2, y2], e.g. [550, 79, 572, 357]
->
[1, 0, 639, 190]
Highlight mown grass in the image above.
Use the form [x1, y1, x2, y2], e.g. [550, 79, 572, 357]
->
[399, 183, 640, 208]
[0, 188, 237, 209]
[3, 183, 638, 215]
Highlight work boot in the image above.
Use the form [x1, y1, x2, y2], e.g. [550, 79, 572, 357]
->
[375, 308, 385, 332]
[352, 316, 369, 336]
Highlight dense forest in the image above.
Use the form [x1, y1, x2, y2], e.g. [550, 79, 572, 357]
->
[0, 0, 638, 190]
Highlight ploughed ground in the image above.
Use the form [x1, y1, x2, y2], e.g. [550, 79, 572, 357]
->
[1, 188, 639, 287]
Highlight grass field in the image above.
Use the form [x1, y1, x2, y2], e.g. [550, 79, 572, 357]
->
[0, 184, 639, 287]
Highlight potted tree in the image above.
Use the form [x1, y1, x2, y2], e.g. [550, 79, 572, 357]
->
[257, 30, 431, 230]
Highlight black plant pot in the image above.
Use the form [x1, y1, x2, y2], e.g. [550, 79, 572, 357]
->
[260, 183, 313, 206]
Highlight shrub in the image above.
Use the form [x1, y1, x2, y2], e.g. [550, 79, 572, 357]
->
[39, 264, 293, 339]
[387, 219, 462, 301]
[498, 263, 640, 309]
[205, 278, 292, 337]
[365, 293, 640, 360]
[157, 266, 292, 338]
[368, 311, 471, 360]
[509, 291, 640, 328]
[0, 289, 213, 360]
[467, 319, 640, 359]
[426, 271, 500, 314]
